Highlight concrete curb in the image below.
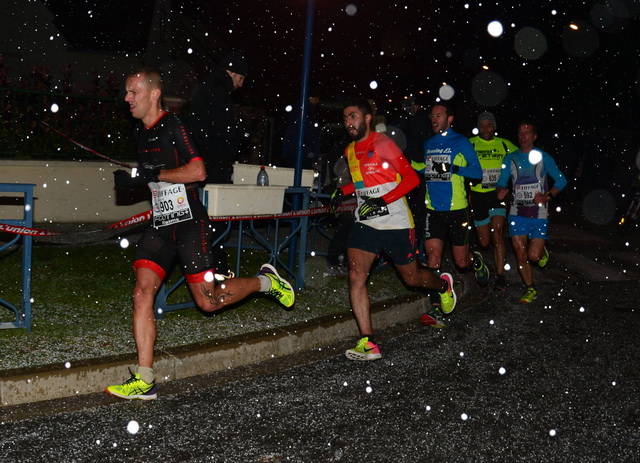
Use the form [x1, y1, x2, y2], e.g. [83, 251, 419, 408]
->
[0, 294, 430, 407]
[0, 267, 479, 407]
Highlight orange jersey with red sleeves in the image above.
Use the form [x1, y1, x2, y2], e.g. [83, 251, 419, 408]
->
[344, 131, 417, 230]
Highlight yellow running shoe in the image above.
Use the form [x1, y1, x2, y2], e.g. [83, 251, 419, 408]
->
[259, 263, 295, 308]
[439, 272, 457, 314]
[538, 247, 550, 268]
[105, 371, 157, 400]
[345, 337, 382, 361]
[520, 287, 538, 303]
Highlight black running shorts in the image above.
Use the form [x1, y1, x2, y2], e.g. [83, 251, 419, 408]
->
[346, 222, 417, 265]
[469, 190, 507, 225]
[134, 214, 214, 282]
[424, 209, 471, 247]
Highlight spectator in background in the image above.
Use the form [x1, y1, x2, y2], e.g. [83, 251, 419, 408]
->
[403, 95, 431, 260]
[468, 112, 518, 290]
[404, 95, 432, 161]
[187, 50, 249, 277]
[323, 153, 355, 276]
[187, 50, 249, 184]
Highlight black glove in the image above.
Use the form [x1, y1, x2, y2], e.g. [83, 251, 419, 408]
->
[357, 196, 388, 220]
[434, 161, 448, 174]
[435, 161, 459, 175]
[113, 166, 160, 190]
[329, 188, 345, 213]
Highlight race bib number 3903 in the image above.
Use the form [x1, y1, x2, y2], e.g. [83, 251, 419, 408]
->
[151, 183, 193, 227]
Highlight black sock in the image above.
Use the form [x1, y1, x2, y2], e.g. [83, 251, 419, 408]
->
[363, 335, 377, 345]
[429, 290, 440, 306]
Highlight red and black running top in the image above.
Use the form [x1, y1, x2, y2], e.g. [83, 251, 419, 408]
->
[134, 111, 204, 188]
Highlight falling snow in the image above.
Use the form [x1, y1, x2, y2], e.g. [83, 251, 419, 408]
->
[0, 1, 638, 460]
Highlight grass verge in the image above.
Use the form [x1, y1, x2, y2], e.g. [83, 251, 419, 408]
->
[0, 242, 408, 370]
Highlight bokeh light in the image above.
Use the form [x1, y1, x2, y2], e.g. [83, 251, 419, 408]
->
[582, 189, 617, 224]
[438, 84, 455, 100]
[471, 70, 507, 106]
[384, 126, 407, 152]
[514, 26, 547, 60]
[487, 20, 504, 37]
[562, 20, 599, 57]
[528, 149, 542, 164]
[127, 420, 140, 434]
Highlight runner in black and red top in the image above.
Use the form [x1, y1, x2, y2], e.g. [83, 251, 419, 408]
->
[106, 67, 295, 401]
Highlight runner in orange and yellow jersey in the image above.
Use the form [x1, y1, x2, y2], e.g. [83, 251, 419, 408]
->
[330, 98, 457, 361]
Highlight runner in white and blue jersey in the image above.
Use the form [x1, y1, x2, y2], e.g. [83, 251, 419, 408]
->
[496, 121, 567, 303]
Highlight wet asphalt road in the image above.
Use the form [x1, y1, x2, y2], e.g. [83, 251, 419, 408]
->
[1, 273, 639, 462]
[1, 217, 639, 462]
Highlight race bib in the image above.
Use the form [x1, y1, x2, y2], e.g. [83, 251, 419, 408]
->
[482, 168, 501, 189]
[425, 154, 452, 182]
[514, 183, 542, 206]
[150, 183, 193, 227]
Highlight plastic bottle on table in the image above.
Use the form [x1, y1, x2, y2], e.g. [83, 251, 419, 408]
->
[257, 166, 269, 186]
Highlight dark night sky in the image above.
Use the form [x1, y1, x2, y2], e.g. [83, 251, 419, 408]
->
[42, 1, 640, 142]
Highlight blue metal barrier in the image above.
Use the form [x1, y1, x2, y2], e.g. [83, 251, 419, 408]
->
[0, 183, 35, 332]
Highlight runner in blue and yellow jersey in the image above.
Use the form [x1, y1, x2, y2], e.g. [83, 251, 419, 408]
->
[496, 121, 567, 303]
[469, 112, 518, 290]
[411, 102, 490, 326]
[331, 98, 456, 361]
[105, 68, 294, 400]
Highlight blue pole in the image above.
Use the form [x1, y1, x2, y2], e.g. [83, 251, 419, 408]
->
[288, 0, 315, 272]
[293, 0, 315, 187]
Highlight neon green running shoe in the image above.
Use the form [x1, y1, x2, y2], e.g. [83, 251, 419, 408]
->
[259, 263, 295, 308]
[438, 272, 457, 314]
[538, 247, 550, 268]
[520, 287, 538, 303]
[345, 337, 382, 361]
[105, 371, 157, 400]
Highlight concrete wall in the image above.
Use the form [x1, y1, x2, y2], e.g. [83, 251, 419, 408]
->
[0, 160, 149, 223]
